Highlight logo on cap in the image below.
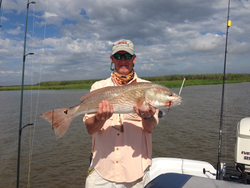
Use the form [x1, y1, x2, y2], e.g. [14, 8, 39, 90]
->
[116, 40, 128, 46]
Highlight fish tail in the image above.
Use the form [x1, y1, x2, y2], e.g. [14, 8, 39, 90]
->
[40, 108, 73, 139]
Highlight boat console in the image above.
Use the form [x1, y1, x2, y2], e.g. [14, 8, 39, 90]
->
[235, 117, 250, 183]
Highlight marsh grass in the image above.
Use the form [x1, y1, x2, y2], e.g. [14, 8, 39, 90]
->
[1, 74, 250, 91]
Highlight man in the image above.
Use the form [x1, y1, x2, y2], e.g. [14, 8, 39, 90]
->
[84, 39, 159, 188]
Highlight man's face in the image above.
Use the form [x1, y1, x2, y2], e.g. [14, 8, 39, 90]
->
[110, 51, 136, 76]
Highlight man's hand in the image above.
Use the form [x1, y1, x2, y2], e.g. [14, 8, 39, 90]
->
[133, 104, 158, 133]
[96, 100, 114, 121]
[85, 100, 113, 135]
[133, 104, 156, 120]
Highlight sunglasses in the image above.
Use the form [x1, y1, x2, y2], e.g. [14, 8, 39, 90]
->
[112, 53, 134, 60]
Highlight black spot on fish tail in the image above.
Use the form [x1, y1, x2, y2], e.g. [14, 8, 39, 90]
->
[64, 109, 68, 114]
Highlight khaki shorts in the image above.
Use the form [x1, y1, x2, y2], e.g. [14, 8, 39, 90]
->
[85, 168, 150, 188]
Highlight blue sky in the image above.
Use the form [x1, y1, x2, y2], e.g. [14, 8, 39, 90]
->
[0, 0, 249, 86]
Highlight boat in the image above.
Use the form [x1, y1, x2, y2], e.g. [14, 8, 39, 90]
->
[145, 117, 250, 187]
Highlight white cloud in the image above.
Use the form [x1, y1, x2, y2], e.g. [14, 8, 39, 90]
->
[6, 26, 22, 35]
[189, 33, 225, 52]
[43, 12, 58, 18]
[0, 71, 15, 74]
[0, 16, 8, 21]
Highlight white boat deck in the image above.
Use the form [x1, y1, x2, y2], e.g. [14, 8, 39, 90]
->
[146, 157, 249, 188]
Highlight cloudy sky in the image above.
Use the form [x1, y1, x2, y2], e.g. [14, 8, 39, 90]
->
[0, 0, 249, 86]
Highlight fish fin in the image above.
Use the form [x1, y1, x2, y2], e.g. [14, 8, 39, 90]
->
[137, 98, 149, 111]
[80, 86, 115, 102]
[40, 108, 73, 139]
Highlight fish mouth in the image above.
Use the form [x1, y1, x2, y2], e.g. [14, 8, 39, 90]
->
[174, 97, 183, 106]
[169, 96, 183, 107]
[175, 96, 183, 105]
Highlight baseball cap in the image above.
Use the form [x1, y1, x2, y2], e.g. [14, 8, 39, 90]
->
[112, 39, 135, 55]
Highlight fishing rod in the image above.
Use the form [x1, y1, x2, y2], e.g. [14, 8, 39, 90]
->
[17, 1, 35, 188]
[0, 0, 3, 28]
[216, 0, 231, 180]
[179, 78, 185, 96]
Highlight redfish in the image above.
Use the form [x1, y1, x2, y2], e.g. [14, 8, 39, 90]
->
[40, 82, 182, 139]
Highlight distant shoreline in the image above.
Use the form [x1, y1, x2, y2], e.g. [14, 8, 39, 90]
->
[1, 73, 250, 91]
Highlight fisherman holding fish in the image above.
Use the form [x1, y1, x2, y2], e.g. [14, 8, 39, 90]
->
[40, 39, 182, 187]
[84, 39, 159, 187]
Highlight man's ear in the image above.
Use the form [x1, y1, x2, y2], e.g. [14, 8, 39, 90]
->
[133, 55, 136, 64]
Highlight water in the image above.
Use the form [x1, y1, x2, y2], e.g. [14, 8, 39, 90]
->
[0, 83, 250, 187]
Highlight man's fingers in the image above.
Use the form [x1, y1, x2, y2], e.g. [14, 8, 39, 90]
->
[109, 104, 114, 117]
[96, 100, 114, 120]
[134, 104, 156, 119]
[105, 101, 114, 119]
